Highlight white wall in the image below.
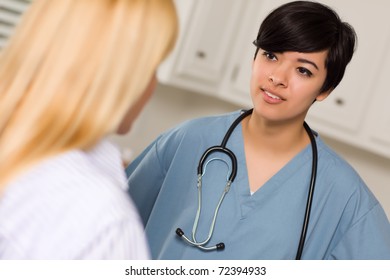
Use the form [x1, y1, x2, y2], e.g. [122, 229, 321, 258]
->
[110, 83, 390, 218]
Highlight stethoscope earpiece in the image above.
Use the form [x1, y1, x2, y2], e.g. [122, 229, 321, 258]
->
[175, 228, 184, 237]
[215, 243, 225, 250]
[176, 228, 225, 251]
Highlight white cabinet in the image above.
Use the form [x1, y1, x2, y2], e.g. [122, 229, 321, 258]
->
[219, 0, 264, 108]
[305, 0, 390, 158]
[158, 0, 247, 96]
[363, 34, 390, 157]
[158, 0, 390, 159]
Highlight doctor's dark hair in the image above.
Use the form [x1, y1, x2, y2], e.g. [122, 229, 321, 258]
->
[253, 1, 357, 93]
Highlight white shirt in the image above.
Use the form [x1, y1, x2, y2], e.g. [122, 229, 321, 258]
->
[0, 140, 150, 259]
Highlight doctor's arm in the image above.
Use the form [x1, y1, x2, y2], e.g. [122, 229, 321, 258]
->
[327, 182, 390, 260]
[329, 203, 390, 259]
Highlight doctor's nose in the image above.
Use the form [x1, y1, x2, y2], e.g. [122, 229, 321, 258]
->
[268, 71, 287, 87]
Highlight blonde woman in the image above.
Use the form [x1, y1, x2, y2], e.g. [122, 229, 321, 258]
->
[0, 0, 177, 259]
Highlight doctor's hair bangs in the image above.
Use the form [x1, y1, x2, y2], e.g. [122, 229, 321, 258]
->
[253, 1, 357, 93]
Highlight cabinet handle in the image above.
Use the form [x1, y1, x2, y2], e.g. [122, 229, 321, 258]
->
[196, 50, 206, 59]
[335, 98, 345, 106]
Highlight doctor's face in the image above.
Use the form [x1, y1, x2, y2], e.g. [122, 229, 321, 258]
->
[250, 49, 332, 124]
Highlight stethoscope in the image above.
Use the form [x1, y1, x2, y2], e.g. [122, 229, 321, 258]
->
[176, 109, 318, 260]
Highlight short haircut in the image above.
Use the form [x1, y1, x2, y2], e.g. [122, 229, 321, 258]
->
[253, 1, 357, 93]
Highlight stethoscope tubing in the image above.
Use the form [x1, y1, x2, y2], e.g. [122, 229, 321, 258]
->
[295, 121, 318, 260]
[198, 146, 237, 182]
[176, 109, 318, 259]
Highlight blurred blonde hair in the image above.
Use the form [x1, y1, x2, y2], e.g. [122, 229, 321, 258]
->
[0, 0, 177, 189]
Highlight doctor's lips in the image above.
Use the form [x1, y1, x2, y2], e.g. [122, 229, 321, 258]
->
[260, 87, 285, 101]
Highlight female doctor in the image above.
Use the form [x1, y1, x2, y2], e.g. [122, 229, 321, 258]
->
[127, 1, 390, 259]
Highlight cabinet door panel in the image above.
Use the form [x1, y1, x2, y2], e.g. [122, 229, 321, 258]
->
[221, 0, 268, 107]
[173, 0, 245, 85]
[367, 35, 390, 156]
[307, 0, 390, 133]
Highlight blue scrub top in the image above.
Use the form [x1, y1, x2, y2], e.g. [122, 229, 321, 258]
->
[127, 111, 390, 259]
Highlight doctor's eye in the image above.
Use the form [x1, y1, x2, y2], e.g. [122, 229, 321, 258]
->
[262, 51, 277, 61]
[297, 67, 313, 77]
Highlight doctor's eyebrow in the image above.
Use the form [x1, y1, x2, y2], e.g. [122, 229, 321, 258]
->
[297, 58, 319, 70]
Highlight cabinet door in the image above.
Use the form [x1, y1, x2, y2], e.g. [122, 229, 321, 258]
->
[158, 0, 246, 96]
[307, 0, 390, 135]
[219, 0, 265, 108]
[365, 34, 390, 158]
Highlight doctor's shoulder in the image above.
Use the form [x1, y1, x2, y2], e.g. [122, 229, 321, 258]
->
[316, 140, 384, 213]
[126, 112, 238, 177]
[155, 110, 242, 150]
[316, 142, 390, 250]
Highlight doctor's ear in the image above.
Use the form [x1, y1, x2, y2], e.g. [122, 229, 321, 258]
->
[315, 88, 333, 102]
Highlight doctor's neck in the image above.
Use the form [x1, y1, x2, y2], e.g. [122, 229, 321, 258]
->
[242, 115, 310, 154]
